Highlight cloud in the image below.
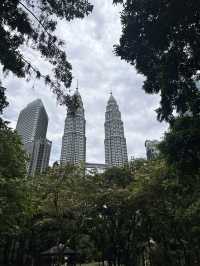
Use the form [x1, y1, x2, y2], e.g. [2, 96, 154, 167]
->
[1, 0, 168, 164]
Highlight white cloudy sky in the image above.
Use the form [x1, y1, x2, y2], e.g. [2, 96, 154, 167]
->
[1, 0, 168, 164]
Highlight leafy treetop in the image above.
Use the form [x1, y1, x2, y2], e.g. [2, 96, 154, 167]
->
[113, 0, 200, 121]
[0, 0, 93, 107]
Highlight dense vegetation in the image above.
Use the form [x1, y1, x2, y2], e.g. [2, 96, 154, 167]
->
[0, 121, 200, 266]
[114, 0, 200, 122]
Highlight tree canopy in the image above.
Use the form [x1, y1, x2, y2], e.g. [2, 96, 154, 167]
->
[159, 115, 200, 177]
[0, 86, 8, 126]
[0, 0, 93, 106]
[113, 0, 200, 121]
[1, 155, 199, 266]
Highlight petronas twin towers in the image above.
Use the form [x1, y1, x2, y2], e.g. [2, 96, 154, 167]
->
[104, 93, 128, 166]
[61, 89, 128, 167]
[60, 89, 86, 165]
[16, 89, 128, 176]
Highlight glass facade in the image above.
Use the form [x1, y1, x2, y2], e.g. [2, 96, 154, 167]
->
[16, 99, 51, 176]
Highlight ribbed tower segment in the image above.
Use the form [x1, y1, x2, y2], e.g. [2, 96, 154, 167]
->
[60, 88, 86, 165]
[16, 99, 48, 143]
[16, 99, 51, 176]
[104, 93, 128, 167]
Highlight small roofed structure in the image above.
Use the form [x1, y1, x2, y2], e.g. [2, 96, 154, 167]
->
[40, 244, 77, 266]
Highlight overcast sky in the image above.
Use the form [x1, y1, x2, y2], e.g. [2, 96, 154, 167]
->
[1, 0, 168, 164]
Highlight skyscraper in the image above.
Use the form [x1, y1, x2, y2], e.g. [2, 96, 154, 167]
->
[145, 140, 160, 160]
[104, 93, 128, 167]
[16, 99, 52, 176]
[60, 88, 86, 165]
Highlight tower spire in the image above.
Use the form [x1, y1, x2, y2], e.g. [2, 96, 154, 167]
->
[76, 79, 79, 90]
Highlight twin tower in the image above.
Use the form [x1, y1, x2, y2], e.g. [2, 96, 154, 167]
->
[16, 88, 128, 177]
[60, 88, 128, 167]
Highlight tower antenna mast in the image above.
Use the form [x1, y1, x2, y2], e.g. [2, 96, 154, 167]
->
[76, 79, 79, 90]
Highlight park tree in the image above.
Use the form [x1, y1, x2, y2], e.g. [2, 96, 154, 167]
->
[0, 125, 26, 178]
[113, 0, 200, 121]
[0, 0, 93, 108]
[159, 115, 200, 178]
[0, 85, 9, 127]
[0, 124, 31, 265]
[129, 157, 200, 266]
[103, 166, 133, 188]
[0, 86, 8, 114]
[0, 164, 85, 266]
[79, 168, 151, 266]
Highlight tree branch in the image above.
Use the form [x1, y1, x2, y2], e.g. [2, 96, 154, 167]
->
[20, 54, 69, 105]
[18, 1, 51, 37]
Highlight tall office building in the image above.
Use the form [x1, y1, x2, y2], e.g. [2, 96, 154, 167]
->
[145, 140, 160, 160]
[16, 99, 52, 176]
[104, 93, 128, 167]
[60, 88, 86, 165]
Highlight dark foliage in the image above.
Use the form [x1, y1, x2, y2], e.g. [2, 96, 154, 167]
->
[0, 125, 27, 178]
[104, 166, 133, 188]
[113, 0, 200, 121]
[0, 0, 93, 107]
[0, 86, 8, 114]
[0, 86, 9, 127]
[159, 115, 200, 176]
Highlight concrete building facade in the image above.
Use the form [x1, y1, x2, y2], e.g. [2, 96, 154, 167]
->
[104, 93, 128, 167]
[60, 89, 86, 165]
[85, 162, 108, 174]
[145, 140, 160, 160]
